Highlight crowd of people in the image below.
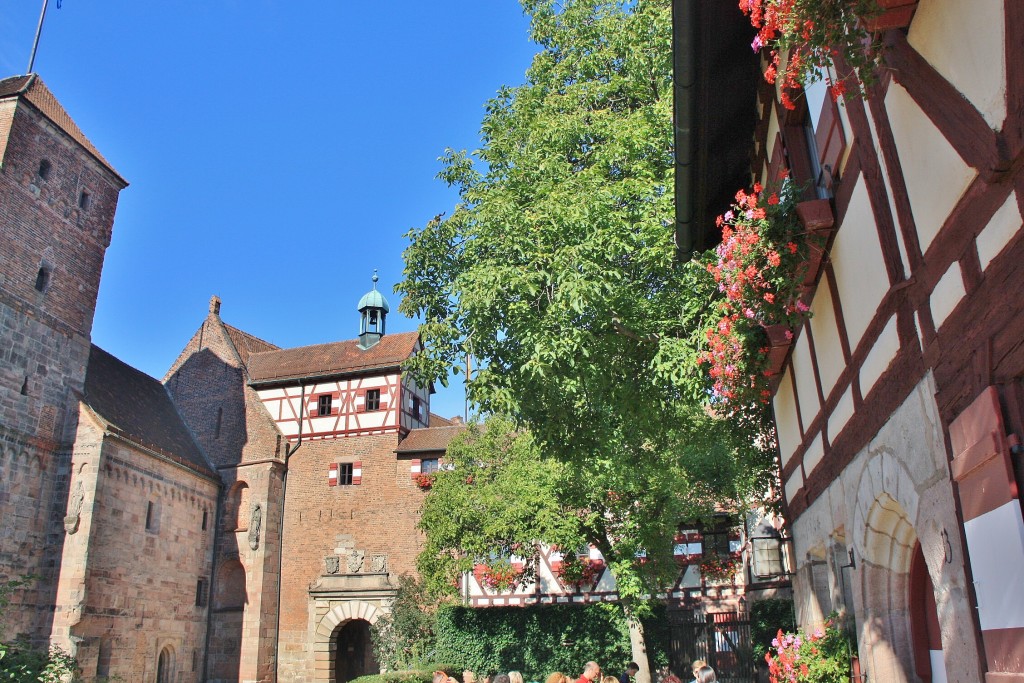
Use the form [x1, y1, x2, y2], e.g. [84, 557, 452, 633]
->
[435, 658, 717, 683]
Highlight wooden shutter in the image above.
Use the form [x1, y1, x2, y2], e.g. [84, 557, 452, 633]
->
[767, 133, 788, 184]
[949, 386, 1024, 676]
[352, 461, 362, 485]
[328, 463, 338, 487]
[410, 458, 422, 479]
[814, 90, 846, 193]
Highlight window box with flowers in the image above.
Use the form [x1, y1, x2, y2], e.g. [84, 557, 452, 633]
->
[699, 184, 832, 407]
[475, 559, 527, 593]
[700, 551, 740, 585]
[740, 0, 914, 110]
[555, 556, 605, 591]
[414, 472, 436, 490]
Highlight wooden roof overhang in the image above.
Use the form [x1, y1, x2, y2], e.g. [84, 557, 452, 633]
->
[673, 0, 762, 257]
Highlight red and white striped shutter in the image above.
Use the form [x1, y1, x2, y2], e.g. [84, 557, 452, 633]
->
[352, 461, 362, 485]
[410, 459, 421, 480]
[949, 386, 1024, 675]
[328, 463, 339, 487]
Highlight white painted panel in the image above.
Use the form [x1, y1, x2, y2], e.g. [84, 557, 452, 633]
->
[804, 434, 825, 475]
[860, 315, 900, 395]
[830, 179, 889, 348]
[829, 387, 855, 440]
[865, 98, 911, 275]
[793, 330, 820, 424]
[908, 0, 1006, 129]
[886, 83, 977, 253]
[784, 471, 804, 505]
[808, 278, 845, 398]
[963, 499, 1024, 631]
[773, 370, 802, 469]
[930, 651, 947, 683]
[930, 263, 966, 330]
[977, 191, 1022, 270]
[595, 570, 616, 593]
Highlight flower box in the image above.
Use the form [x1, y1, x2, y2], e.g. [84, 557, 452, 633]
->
[865, 0, 918, 31]
[796, 199, 835, 287]
[763, 323, 793, 383]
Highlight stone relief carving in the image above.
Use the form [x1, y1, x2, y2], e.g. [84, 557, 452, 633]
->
[348, 549, 365, 573]
[64, 480, 84, 534]
[248, 504, 262, 550]
[325, 556, 340, 575]
[370, 554, 387, 573]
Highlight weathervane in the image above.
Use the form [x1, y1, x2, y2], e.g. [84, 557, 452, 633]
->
[27, 0, 62, 74]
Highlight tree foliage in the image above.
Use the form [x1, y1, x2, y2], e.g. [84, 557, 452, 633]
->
[0, 576, 78, 682]
[371, 575, 439, 671]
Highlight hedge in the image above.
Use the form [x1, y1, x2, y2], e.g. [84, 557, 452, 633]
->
[432, 602, 669, 680]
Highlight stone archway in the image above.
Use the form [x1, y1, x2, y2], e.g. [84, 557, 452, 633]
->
[333, 618, 379, 683]
[313, 601, 383, 683]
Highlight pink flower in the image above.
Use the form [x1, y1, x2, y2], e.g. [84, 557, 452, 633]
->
[751, 34, 763, 51]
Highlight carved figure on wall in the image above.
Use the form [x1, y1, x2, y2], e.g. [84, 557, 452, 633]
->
[370, 554, 387, 573]
[64, 480, 85, 534]
[325, 556, 340, 575]
[348, 549, 365, 573]
[248, 504, 262, 550]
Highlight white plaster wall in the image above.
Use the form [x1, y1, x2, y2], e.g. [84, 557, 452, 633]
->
[804, 433, 825, 475]
[829, 387, 856, 441]
[774, 369, 802, 469]
[886, 83, 977, 253]
[860, 315, 900, 396]
[930, 263, 967, 330]
[793, 331, 820, 424]
[976, 191, 1022, 270]
[830, 179, 889, 348]
[908, 0, 1007, 130]
[808, 278, 845, 399]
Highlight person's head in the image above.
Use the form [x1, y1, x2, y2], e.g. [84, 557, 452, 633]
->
[546, 672, 569, 683]
[690, 661, 706, 680]
[583, 662, 601, 681]
[464, 672, 477, 683]
[694, 667, 716, 683]
[494, 674, 511, 683]
[509, 672, 524, 683]
[434, 672, 448, 683]
[602, 676, 618, 683]
[625, 664, 639, 677]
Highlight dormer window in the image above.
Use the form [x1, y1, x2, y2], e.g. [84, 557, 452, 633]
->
[37, 159, 51, 181]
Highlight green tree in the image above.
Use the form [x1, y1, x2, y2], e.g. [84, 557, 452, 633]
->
[418, 416, 760, 683]
[399, 0, 777, 679]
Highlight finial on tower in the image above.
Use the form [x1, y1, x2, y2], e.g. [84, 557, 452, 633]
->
[372, 269, 379, 288]
[209, 295, 222, 317]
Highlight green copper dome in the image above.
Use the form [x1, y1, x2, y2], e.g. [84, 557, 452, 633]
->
[357, 271, 390, 313]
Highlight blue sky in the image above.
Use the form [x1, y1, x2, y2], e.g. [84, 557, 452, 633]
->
[1, 1, 539, 420]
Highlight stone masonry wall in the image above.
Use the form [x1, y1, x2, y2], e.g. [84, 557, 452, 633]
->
[51, 409, 218, 683]
[0, 91, 123, 641]
[277, 434, 427, 683]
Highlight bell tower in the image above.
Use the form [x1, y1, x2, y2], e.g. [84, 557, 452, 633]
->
[357, 270, 389, 349]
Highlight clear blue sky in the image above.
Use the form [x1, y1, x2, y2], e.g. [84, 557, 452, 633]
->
[1, 1, 539, 420]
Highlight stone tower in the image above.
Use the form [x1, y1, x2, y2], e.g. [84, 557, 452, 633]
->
[0, 74, 127, 640]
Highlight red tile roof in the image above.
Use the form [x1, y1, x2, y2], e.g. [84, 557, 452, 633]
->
[223, 323, 279, 365]
[395, 424, 466, 454]
[0, 74, 125, 185]
[84, 345, 215, 479]
[247, 331, 419, 385]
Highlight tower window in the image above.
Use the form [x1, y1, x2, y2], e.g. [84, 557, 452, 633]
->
[195, 578, 207, 607]
[412, 396, 422, 421]
[145, 501, 157, 532]
[37, 159, 51, 180]
[338, 462, 354, 486]
[34, 265, 51, 293]
[201, 508, 208, 531]
[78, 190, 91, 211]
[365, 389, 380, 411]
[317, 394, 333, 416]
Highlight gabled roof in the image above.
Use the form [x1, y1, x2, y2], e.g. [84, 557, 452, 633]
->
[223, 322, 279, 365]
[395, 424, 466, 455]
[247, 331, 419, 386]
[0, 74, 126, 186]
[84, 345, 215, 479]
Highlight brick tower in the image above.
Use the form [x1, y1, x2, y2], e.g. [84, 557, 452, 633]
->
[0, 74, 127, 640]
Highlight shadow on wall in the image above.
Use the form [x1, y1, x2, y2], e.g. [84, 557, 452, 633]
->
[165, 348, 250, 469]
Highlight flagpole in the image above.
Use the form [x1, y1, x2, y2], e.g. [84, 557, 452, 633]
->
[27, 0, 50, 74]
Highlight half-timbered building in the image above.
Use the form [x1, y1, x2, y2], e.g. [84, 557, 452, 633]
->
[675, 0, 1024, 680]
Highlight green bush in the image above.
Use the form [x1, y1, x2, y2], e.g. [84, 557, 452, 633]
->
[749, 597, 796, 664]
[350, 670, 438, 683]
[433, 602, 669, 680]
[0, 576, 78, 682]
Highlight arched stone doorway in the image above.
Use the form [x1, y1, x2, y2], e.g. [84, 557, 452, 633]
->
[312, 600, 383, 683]
[333, 618, 378, 683]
